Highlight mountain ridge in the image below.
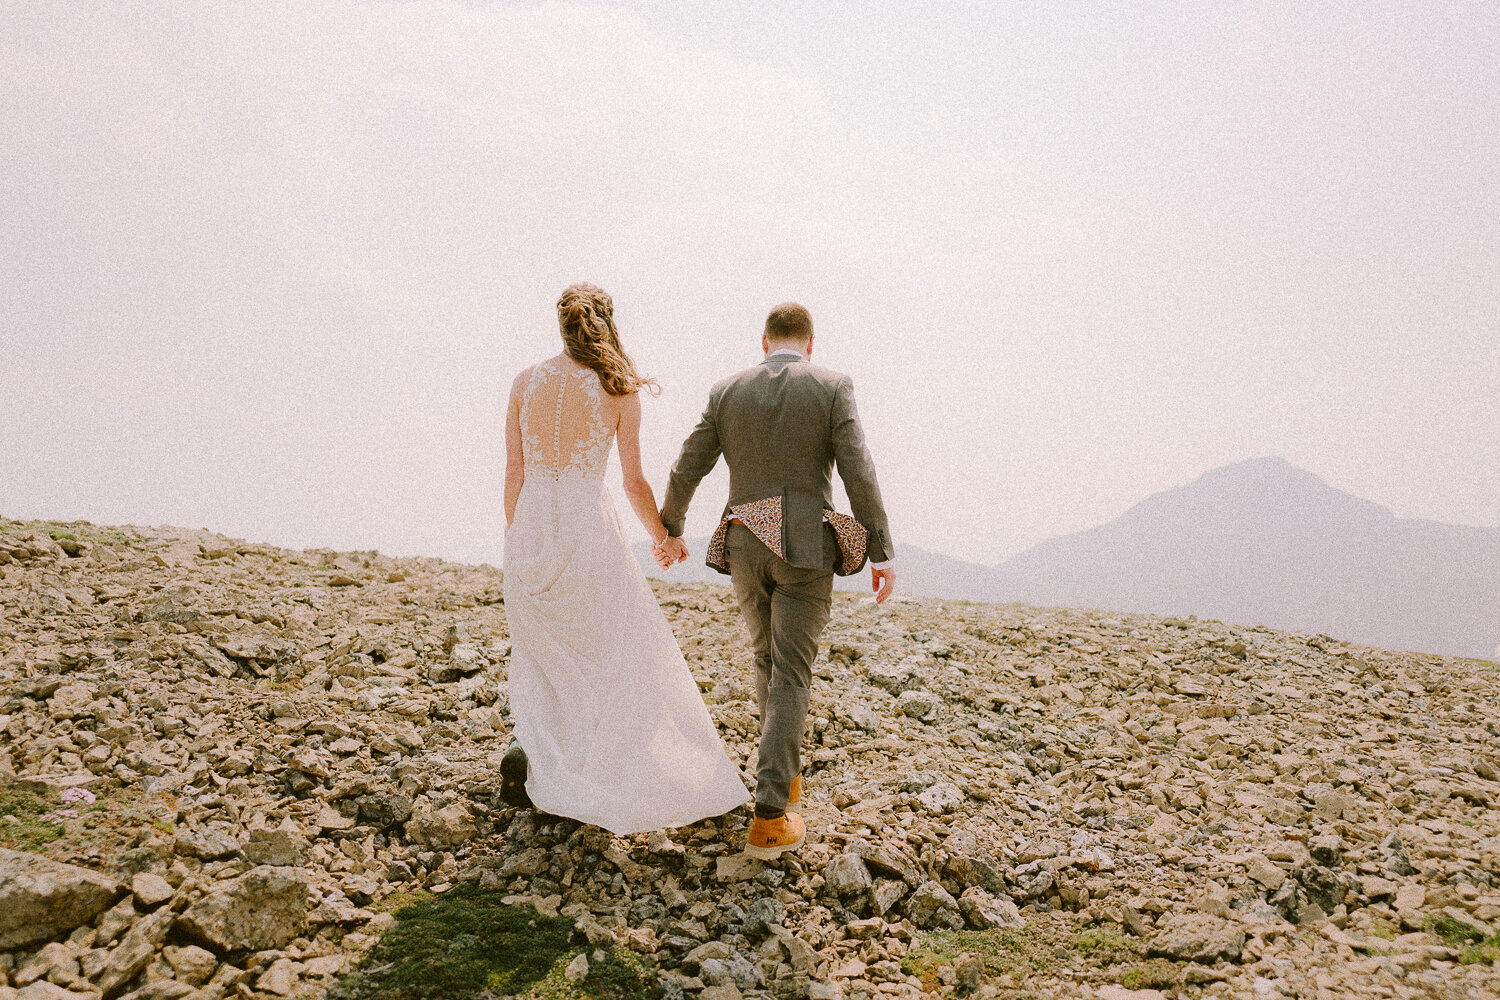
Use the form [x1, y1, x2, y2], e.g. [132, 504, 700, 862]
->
[638, 457, 1500, 659]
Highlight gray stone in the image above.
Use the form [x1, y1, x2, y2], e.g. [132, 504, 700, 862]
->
[870, 879, 909, 916]
[1148, 914, 1246, 963]
[178, 865, 308, 953]
[403, 802, 476, 848]
[943, 854, 1005, 895]
[164, 944, 219, 986]
[958, 887, 1023, 930]
[94, 896, 137, 945]
[953, 952, 983, 991]
[116, 982, 199, 1000]
[744, 896, 786, 934]
[448, 643, 487, 675]
[174, 828, 242, 861]
[1308, 834, 1344, 866]
[16, 983, 98, 1000]
[822, 854, 873, 898]
[916, 782, 965, 815]
[95, 906, 175, 996]
[837, 703, 880, 732]
[701, 952, 759, 990]
[715, 855, 765, 883]
[131, 872, 174, 907]
[355, 792, 413, 828]
[906, 880, 964, 930]
[256, 957, 301, 996]
[866, 661, 917, 695]
[896, 689, 942, 719]
[0, 848, 123, 950]
[241, 826, 309, 867]
[846, 839, 922, 885]
[14, 942, 78, 987]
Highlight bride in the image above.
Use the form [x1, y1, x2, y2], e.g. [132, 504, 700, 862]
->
[499, 282, 750, 834]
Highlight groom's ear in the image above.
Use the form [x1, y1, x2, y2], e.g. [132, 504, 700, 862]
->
[761, 334, 770, 354]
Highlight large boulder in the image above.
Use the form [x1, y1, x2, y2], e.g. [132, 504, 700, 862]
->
[178, 866, 308, 953]
[1148, 913, 1246, 963]
[958, 887, 1024, 930]
[241, 825, 310, 867]
[95, 907, 175, 996]
[822, 854, 873, 898]
[403, 802, 476, 847]
[906, 881, 964, 930]
[0, 848, 124, 949]
[943, 853, 1006, 895]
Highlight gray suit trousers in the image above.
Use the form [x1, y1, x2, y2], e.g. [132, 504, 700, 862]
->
[725, 521, 835, 818]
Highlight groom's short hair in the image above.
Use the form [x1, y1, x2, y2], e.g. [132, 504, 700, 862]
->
[765, 303, 813, 345]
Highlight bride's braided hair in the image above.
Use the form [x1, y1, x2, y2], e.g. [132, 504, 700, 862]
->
[556, 283, 660, 397]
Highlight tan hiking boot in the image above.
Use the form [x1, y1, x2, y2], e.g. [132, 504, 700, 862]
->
[745, 811, 806, 860]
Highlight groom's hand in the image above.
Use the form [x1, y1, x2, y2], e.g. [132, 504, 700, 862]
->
[658, 536, 689, 566]
[871, 566, 895, 604]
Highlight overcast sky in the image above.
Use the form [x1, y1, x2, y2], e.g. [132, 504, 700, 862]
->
[3, 1, 1496, 567]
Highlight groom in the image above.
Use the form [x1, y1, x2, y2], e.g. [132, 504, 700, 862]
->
[657, 303, 895, 858]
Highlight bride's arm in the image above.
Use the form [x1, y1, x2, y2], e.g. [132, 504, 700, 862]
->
[616, 391, 668, 545]
[503, 368, 528, 528]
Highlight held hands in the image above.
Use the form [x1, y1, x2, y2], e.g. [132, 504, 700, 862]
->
[652, 535, 689, 569]
[870, 565, 895, 604]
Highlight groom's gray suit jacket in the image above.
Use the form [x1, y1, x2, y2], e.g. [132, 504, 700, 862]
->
[662, 354, 893, 571]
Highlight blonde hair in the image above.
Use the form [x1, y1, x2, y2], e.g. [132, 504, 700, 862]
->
[556, 283, 659, 397]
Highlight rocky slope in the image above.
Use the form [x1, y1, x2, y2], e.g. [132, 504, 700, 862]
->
[1, 517, 1497, 1000]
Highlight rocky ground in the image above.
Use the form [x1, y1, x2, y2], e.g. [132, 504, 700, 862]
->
[1, 516, 1498, 1000]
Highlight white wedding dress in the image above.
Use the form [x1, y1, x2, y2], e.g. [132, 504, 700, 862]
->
[502, 357, 750, 834]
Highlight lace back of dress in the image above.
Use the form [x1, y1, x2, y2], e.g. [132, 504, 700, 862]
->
[519, 360, 612, 481]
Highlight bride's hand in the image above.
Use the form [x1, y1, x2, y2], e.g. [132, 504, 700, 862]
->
[655, 536, 688, 566]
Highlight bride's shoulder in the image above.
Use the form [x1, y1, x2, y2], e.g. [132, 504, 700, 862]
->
[508, 361, 543, 398]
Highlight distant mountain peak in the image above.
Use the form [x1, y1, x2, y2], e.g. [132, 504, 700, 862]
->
[1127, 457, 1391, 523]
[993, 457, 1499, 659]
[1193, 455, 1318, 488]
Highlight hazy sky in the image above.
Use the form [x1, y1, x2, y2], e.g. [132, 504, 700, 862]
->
[4, 1, 1497, 566]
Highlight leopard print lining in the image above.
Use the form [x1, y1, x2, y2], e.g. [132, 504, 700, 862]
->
[703, 496, 868, 576]
[823, 510, 869, 576]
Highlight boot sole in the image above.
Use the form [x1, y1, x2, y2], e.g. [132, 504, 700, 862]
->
[743, 829, 806, 860]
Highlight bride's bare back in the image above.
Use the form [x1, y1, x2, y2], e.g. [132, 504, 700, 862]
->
[516, 355, 619, 482]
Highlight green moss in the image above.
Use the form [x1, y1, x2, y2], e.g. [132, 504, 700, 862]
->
[904, 920, 1150, 992]
[0, 791, 49, 816]
[1426, 913, 1488, 945]
[91, 529, 134, 546]
[0, 790, 64, 850]
[902, 925, 1052, 986]
[1120, 962, 1178, 989]
[1074, 926, 1133, 956]
[1367, 919, 1397, 941]
[515, 951, 657, 1000]
[335, 883, 656, 1000]
[372, 888, 432, 914]
[1458, 937, 1500, 965]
